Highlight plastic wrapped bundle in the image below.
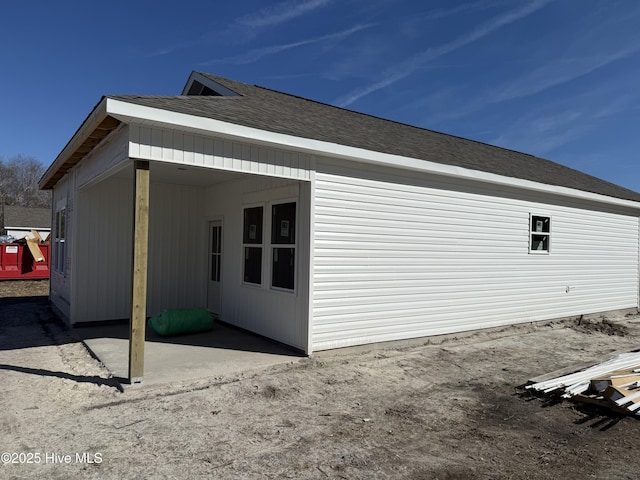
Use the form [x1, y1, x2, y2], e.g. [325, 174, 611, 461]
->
[148, 308, 214, 336]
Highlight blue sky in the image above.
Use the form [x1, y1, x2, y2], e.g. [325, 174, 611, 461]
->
[1, 0, 639, 191]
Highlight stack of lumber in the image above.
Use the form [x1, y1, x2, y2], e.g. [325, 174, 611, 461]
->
[526, 351, 640, 415]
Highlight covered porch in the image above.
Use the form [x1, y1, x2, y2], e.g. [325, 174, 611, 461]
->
[72, 157, 312, 384]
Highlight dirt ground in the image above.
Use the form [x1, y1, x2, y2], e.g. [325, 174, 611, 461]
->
[1, 280, 640, 479]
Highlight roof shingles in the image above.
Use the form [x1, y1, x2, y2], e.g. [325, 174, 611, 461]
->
[110, 72, 640, 203]
[3, 206, 51, 229]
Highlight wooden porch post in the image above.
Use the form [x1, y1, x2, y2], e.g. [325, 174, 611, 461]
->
[129, 160, 150, 384]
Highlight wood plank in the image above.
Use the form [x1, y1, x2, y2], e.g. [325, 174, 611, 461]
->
[572, 393, 632, 415]
[25, 237, 45, 262]
[128, 160, 150, 384]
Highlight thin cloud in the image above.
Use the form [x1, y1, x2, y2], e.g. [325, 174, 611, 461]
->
[147, 41, 197, 58]
[491, 72, 640, 156]
[492, 109, 590, 155]
[418, 0, 512, 20]
[237, 0, 331, 28]
[335, 0, 555, 107]
[200, 24, 373, 65]
[494, 46, 640, 104]
[148, 0, 331, 57]
[428, 45, 640, 125]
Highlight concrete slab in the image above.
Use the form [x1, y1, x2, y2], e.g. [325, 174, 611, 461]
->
[76, 321, 303, 387]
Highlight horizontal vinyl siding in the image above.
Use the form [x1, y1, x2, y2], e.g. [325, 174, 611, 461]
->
[129, 125, 312, 181]
[312, 162, 639, 351]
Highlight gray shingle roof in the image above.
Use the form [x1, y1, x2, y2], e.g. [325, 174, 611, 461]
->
[109, 71, 640, 203]
[3, 206, 51, 229]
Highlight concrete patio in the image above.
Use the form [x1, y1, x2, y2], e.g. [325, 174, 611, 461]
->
[76, 320, 304, 387]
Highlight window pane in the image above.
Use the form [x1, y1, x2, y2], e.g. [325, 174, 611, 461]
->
[531, 216, 549, 233]
[59, 242, 66, 272]
[211, 226, 220, 254]
[272, 247, 294, 290]
[244, 247, 262, 284]
[272, 202, 296, 244]
[531, 234, 549, 251]
[243, 207, 263, 244]
[211, 255, 221, 282]
[60, 209, 66, 238]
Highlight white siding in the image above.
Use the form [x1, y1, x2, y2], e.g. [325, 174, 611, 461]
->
[50, 175, 72, 319]
[6, 228, 51, 240]
[74, 177, 133, 323]
[312, 159, 640, 351]
[204, 176, 311, 350]
[74, 177, 207, 322]
[146, 182, 206, 315]
[129, 125, 312, 181]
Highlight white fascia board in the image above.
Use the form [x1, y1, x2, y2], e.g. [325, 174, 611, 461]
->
[105, 98, 640, 210]
[39, 98, 109, 189]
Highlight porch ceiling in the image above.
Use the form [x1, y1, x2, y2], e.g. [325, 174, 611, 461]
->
[114, 160, 247, 187]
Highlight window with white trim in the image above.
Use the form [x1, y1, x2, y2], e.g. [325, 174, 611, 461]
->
[271, 201, 296, 290]
[242, 206, 263, 284]
[529, 215, 550, 253]
[54, 207, 66, 272]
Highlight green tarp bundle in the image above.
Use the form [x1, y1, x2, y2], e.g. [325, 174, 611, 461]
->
[148, 308, 214, 336]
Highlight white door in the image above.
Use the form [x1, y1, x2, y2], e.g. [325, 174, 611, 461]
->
[207, 221, 222, 315]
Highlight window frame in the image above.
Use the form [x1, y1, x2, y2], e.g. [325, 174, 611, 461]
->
[529, 214, 551, 254]
[270, 200, 297, 292]
[54, 205, 67, 273]
[242, 204, 265, 286]
[240, 197, 298, 294]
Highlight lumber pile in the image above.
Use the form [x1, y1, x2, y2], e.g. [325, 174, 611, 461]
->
[526, 351, 640, 416]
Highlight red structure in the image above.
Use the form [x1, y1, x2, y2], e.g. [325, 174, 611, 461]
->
[0, 243, 50, 280]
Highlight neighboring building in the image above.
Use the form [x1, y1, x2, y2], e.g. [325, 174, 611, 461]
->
[39, 71, 640, 356]
[1, 205, 51, 240]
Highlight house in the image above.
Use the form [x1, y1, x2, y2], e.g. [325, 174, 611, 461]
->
[39, 71, 640, 382]
[1, 205, 51, 240]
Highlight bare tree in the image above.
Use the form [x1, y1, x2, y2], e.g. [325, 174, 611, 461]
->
[0, 155, 51, 208]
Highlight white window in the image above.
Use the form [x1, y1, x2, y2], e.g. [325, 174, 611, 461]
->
[529, 215, 550, 254]
[271, 201, 296, 291]
[241, 199, 297, 292]
[54, 207, 66, 272]
[242, 206, 263, 285]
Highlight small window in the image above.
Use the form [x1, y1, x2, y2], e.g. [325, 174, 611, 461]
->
[54, 207, 66, 272]
[210, 225, 222, 282]
[529, 215, 550, 253]
[271, 202, 296, 290]
[243, 206, 263, 284]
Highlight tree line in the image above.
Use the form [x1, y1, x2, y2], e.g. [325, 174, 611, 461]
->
[0, 155, 51, 208]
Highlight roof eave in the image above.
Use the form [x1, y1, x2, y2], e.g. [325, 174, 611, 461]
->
[39, 98, 122, 190]
[105, 98, 640, 211]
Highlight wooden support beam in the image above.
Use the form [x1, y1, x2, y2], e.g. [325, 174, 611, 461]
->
[128, 160, 150, 384]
